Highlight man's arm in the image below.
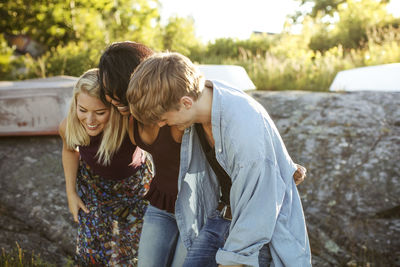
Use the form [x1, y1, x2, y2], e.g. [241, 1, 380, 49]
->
[216, 159, 287, 266]
[217, 164, 305, 267]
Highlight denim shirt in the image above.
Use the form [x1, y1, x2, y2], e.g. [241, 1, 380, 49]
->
[175, 80, 312, 267]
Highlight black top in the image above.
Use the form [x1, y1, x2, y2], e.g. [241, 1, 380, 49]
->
[79, 134, 142, 180]
[195, 123, 231, 205]
[133, 119, 181, 213]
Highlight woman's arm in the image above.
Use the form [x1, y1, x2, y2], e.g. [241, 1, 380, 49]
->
[59, 118, 89, 222]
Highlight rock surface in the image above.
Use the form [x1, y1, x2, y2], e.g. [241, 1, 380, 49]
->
[0, 91, 399, 266]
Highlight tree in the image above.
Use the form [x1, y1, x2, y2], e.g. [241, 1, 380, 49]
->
[0, 0, 75, 48]
[333, 0, 394, 49]
[293, 0, 397, 51]
[295, 0, 390, 18]
[0, 0, 161, 49]
[161, 16, 201, 56]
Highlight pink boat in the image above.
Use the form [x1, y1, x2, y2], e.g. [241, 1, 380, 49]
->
[0, 76, 76, 136]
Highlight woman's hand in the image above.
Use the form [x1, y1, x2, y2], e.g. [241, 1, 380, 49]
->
[294, 164, 307, 185]
[67, 191, 89, 223]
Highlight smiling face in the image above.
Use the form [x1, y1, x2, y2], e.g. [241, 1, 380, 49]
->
[76, 92, 110, 136]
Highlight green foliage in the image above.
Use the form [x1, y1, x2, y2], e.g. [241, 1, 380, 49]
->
[333, 0, 394, 49]
[244, 47, 343, 91]
[239, 34, 276, 57]
[106, 0, 162, 49]
[0, 34, 15, 80]
[0, 243, 54, 267]
[300, 0, 396, 51]
[297, 0, 347, 17]
[202, 35, 275, 63]
[206, 38, 240, 59]
[0, 0, 161, 49]
[161, 16, 202, 57]
[21, 41, 101, 79]
[363, 26, 400, 65]
[295, 0, 390, 18]
[0, 0, 73, 48]
[307, 18, 337, 51]
[192, 23, 400, 92]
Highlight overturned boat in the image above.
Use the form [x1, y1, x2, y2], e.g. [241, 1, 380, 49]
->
[329, 63, 400, 92]
[0, 76, 76, 136]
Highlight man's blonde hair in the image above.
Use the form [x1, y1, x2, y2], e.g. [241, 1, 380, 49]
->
[65, 68, 128, 165]
[126, 52, 205, 124]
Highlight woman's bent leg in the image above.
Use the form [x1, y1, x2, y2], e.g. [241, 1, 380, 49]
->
[75, 160, 149, 266]
[138, 205, 180, 267]
[170, 235, 188, 267]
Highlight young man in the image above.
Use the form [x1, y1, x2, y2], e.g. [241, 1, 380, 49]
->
[126, 52, 311, 267]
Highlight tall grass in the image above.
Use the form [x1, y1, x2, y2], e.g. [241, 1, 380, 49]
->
[0, 243, 53, 267]
[196, 27, 400, 91]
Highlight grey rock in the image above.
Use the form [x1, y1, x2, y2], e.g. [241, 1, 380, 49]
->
[251, 90, 400, 266]
[0, 136, 75, 265]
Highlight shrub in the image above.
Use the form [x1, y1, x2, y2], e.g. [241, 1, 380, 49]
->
[18, 41, 102, 79]
[0, 34, 21, 80]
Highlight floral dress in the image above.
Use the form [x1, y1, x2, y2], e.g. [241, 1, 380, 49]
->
[75, 157, 152, 266]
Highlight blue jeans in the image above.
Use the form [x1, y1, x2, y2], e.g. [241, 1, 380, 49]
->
[183, 210, 272, 267]
[138, 205, 187, 267]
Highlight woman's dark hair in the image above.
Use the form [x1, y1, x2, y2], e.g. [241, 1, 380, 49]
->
[98, 41, 154, 105]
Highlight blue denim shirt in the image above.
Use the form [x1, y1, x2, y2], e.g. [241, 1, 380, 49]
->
[175, 80, 311, 267]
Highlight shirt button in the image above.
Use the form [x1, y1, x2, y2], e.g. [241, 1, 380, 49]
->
[218, 148, 222, 153]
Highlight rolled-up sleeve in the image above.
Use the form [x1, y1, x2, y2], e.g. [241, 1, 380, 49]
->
[216, 158, 290, 266]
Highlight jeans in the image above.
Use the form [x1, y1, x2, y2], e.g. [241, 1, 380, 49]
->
[138, 205, 187, 267]
[183, 210, 272, 267]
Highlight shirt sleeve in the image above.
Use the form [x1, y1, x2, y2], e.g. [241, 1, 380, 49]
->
[215, 158, 290, 266]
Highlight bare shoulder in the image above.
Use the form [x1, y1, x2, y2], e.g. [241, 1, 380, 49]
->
[140, 123, 160, 145]
[128, 116, 136, 145]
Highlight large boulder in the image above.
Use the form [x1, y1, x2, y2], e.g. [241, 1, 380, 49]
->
[251, 91, 400, 266]
[0, 91, 399, 266]
[0, 136, 74, 265]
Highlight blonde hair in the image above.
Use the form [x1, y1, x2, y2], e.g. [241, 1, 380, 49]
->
[65, 68, 129, 165]
[126, 52, 205, 124]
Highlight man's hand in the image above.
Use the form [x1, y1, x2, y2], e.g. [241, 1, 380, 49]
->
[67, 191, 89, 223]
[294, 164, 307, 185]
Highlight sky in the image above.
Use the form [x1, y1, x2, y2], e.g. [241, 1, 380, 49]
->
[159, 0, 400, 42]
[159, 0, 302, 41]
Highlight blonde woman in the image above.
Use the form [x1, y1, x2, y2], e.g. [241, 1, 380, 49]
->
[59, 68, 151, 265]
